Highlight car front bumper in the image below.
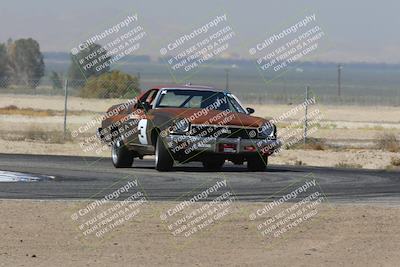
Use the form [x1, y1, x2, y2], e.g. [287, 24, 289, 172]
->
[165, 135, 281, 156]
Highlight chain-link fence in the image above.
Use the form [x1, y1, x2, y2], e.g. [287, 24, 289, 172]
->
[0, 77, 76, 96]
[0, 77, 141, 99]
[0, 76, 399, 106]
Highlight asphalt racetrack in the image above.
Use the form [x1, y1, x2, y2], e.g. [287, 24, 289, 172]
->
[0, 153, 399, 203]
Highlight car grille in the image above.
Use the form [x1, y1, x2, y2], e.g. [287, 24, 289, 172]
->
[189, 125, 258, 139]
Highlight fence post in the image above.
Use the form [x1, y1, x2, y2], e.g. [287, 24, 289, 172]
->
[304, 86, 309, 145]
[63, 79, 69, 140]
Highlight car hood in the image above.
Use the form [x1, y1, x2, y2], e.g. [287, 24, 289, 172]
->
[155, 108, 266, 128]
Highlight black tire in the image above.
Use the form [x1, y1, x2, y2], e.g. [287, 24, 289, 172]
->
[111, 139, 134, 168]
[202, 158, 225, 170]
[247, 155, 268, 171]
[155, 136, 174, 171]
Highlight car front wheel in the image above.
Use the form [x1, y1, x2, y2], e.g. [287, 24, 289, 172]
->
[155, 136, 174, 171]
[111, 139, 134, 168]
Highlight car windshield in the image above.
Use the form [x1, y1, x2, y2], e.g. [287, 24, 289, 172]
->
[155, 89, 247, 113]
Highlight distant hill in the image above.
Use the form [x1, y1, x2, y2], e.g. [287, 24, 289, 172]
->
[43, 52, 151, 63]
[44, 51, 400, 71]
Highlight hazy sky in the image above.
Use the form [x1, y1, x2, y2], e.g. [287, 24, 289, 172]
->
[1, 0, 399, 63]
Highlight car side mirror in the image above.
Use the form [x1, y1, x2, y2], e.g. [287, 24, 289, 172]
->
[246, 107, 255, 114]
[138, 101, 151, 111]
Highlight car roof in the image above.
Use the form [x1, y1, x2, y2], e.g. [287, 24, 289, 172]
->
[152, 84, 223, 91]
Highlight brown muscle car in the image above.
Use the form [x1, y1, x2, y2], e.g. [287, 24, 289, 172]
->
[97, 84, 281, 171]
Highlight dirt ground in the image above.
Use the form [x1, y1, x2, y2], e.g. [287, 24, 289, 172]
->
[0, 200, 399, 267]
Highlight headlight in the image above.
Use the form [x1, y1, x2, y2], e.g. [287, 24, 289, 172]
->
[170, 118, 190, 134]
[258, 123, 276, 139]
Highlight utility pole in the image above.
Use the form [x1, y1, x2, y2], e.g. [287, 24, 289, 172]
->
[63, 79, 69, 139]
[337, 64, 342, 97]
[304, 86, 309, 145]
[224, 68, 229, 91]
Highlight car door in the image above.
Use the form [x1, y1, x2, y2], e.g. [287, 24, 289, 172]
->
[130, 89, 159, 146]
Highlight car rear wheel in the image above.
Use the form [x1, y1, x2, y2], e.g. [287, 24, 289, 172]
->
[247, 155, 268, 171]
[202, 158, 225, 170]
[111, 139, 134, 168]
[155, 136, 174, 171]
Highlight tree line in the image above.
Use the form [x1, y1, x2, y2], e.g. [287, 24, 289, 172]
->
[0, 38, 44, 88]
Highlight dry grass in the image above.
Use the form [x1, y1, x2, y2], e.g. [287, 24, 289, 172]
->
[0, 105, 90, 117]
[375, 132, 400, 152]
[23, 126, 72, 143]
[335, 161, 363, 169]
[0, 105, 56, 116]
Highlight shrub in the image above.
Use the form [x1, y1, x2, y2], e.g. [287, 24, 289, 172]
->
[3, 105, 18, 110]
[375, 132, 400, 152]
[288, 137, 327, 150]
[79, 70, 140, 98]
[391, 157, 400, 167]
